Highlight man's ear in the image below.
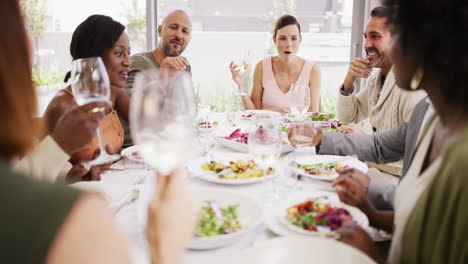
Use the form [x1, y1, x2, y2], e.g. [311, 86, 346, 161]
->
[157, 25, 162, 37]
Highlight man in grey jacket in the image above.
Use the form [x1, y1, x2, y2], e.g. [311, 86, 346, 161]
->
[290, 98, 431, 210]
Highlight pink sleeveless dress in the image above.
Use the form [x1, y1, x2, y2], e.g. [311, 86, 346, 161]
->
[261, 56, 315, 114]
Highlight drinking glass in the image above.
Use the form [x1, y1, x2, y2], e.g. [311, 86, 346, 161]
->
[289, 83, 310, 120]
[130, 69, 197, 175]
[248, 116, 282, 202]
[289, 121, 315, 148]
[70, 57, 114, 166]
[195, 83, 216, 122]
[225, 103, 242, 126]
[232, 49, 253, 97]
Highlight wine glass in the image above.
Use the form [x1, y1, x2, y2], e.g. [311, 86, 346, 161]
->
[70, 57, 114, 167]
[225, 103, 242, 126]
[232, 49, 253, 96]
[289, 121, 315, 148]
[130, 69, 197, 175]
[195, 82, 216, 122]
[289, 83, 310, 120]
[248, 116, 282, 202]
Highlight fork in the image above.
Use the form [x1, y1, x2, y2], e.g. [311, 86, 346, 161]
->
[111, 189, 140, 214]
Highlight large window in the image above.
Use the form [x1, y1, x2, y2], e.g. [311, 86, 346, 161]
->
[22, 0, 146, 115]
[26, 0, 366, 115]
[157, 0, 355, 113]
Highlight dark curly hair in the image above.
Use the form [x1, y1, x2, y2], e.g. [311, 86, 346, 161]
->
[273, 15, 301, 38]
[64, 15, 125, 82]
[384, 0, 468, 111]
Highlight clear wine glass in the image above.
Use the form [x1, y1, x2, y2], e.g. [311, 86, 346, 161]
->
[289, 83, 310, 121]
[233, 49, 253, 97]
[248, 116, 282, 202]
[130, 69, 197, 175]
[225, 103, 242, 126]
[289, 121, 315, 148]
[70, 57, 115, 167]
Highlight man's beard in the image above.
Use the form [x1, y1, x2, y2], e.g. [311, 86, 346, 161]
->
[162, 39, 184, 57]
[367, 48, 387, 68]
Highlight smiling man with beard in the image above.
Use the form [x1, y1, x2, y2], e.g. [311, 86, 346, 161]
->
[336, 7, 426, 137]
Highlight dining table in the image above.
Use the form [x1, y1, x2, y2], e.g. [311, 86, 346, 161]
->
[72, 110, 388, 264]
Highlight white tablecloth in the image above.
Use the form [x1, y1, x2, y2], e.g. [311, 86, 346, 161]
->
[78, 112, 387, 264]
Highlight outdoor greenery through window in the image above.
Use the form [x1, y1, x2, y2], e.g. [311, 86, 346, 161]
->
[21, 0, 146, 115]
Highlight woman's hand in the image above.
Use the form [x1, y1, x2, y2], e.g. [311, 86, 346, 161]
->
[147, 169, 197, 264]
[332, 169, 372, 215]
[334, 167, 371, 193]
[336, 221, 382, 263]
[229, 61, 246, 90]
[70, 145, 116, 182]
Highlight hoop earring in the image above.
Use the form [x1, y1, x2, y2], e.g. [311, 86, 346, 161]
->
[410, 68, 424, 90]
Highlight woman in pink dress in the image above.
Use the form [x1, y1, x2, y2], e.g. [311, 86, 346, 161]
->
[229, 15, 321, 114]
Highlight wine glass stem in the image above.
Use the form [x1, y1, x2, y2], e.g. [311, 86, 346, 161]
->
[96, 127, 109, 157]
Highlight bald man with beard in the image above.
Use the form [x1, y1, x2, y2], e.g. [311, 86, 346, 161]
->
[124, 9, 193, 96]
[122, 10, 193, 146]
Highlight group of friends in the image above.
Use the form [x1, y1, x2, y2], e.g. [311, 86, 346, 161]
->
[2, 0, 468, 263]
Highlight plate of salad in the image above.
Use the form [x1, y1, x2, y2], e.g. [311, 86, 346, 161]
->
[292, 155, 368, 182]
[188, 188, 262, 249]
[120, 145, 143, 163]
[273, 193, 368, 238]
[215, 127, 293, 153]
[240, 110, 282, 120]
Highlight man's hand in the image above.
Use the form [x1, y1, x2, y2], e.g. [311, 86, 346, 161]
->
[338, 123, 367, 135]
[287, 123, 322, 148]
[343, 58, 372, 91]
[160, 56, 189, 71]
[52, 102, 111, 155]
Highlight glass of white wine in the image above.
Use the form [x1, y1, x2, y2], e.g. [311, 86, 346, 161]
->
[289, 121, 315, 148]
[289, 83, 310, 121]
[130, 69, 197, 176]
[248, 116, 282, 202]
[70, 57, 115, 167]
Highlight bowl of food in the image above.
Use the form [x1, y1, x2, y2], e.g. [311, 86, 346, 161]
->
[188, 188, 263, 249]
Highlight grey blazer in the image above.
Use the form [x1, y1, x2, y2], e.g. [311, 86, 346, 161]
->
[318, 98, 430, 210]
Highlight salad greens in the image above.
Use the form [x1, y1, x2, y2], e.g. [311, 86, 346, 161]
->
[194, 200, 243, 237]
[286, 200, 351, 231]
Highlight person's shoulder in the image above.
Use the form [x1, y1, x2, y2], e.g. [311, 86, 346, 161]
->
[130, 51, 155, 69]
[45, 87, 75, 115]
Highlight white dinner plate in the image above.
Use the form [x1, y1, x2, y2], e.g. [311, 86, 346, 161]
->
[265, 191, 368, 238]
[186, 153, 276, 185]
[240, 110, 282, 120]
[293, 155, 368, 182]
[215, 127, 293, 153]
[188, 188, 263, 249]
[225, 236, 376, 264]
[120, 145, 143, 163]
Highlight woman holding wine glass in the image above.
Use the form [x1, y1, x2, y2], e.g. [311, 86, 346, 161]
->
[229, 15, 321, 114]
[44, 15, 131, 167]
